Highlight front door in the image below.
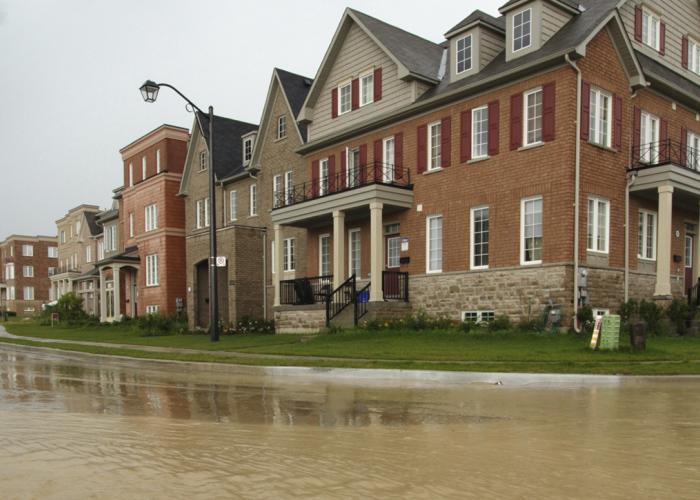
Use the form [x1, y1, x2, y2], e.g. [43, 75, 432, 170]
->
[384, 232, 401, 299]
[196, 260, 209, 329]
[686, 232, 695, 290]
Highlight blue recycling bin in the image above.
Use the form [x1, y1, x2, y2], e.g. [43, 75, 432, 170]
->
[357, 290, 369, 303]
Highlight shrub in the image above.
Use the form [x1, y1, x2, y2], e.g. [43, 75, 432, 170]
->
[666, 299, 690, 335]
[618, 299, 639, 324]
[136, 313, 187, 336]
[576, 305, 594, 334]
[233, 316, 275, 334]
[517, 317, 540, 332]
[488, 314, 512, 332]
[639, 299, 663, 336]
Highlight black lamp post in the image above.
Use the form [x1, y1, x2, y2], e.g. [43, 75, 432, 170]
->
[139, 80, 219, 342]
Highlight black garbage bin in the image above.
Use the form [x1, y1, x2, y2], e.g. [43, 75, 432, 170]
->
[630, 322, 646, 351]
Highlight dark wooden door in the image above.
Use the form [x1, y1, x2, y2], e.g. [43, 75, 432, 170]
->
[196, 260, 209, 329]
[686, 234, 695, 291]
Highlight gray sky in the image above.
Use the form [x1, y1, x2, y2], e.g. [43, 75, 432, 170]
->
[0, 0, 496, 237]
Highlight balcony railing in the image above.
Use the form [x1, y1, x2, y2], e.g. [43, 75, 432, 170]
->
[280, 275, 333, 305]
[273, 161, 412, 210]
[630, 140, 700, 172]
[382, 271, 409, 302]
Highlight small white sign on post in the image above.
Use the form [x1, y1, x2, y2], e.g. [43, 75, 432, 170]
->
[216, 256, 227, 267]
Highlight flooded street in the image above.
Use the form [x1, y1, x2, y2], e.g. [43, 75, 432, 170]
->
[1, 346, 699, 499]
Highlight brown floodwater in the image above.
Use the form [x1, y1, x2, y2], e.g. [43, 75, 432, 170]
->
[1, 346, 699, 499]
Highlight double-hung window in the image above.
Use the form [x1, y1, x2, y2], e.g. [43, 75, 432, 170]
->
[285, 171, 294, 205]
[456, 34, 472, 73]
[349, 229, 361, 277]
[196, 198, 210, 229]
[23, 265, 33, 278]
[23, 286, 34, 300]
[472, 106, 489, 159]
[638, 210, 657, 260]
[470, 206, 489, 269]
[7, 286, 15, 300]
[521, 196, 543, 265]
[243, 137, 253, 164]
[273, 174, 283, 208]
[5, 263, 14, 280]
[156, 149, 161, 173]
[640, 111, 659, 164]
[129, 163, 134, 187]
[229, 190, 237, 221]
[427, 122, 442, 171]
[145, 203, 158, 232]
[146, 305, 160, 315]
[687, 131, 700, 170]
[642, 8, 661, 51]
[22, 244, 33, 257]
[360, 72, 373, 106]
[277, 115, 287, 139]
[48, 247, 58, 258]
[347, 148, 360, 187]
[106, 226, 117, 252]
[587, 197, 610, 253]
[129, 212, 134, 238]
[146, 254, 159, 286]
[589, 87, 612, 148]
[513, 8, 532, 52]
[85, 245, 92, 263]
[426, 215, 443, 273]
[524, 88, 543, 146]
[338, 82, 352, 115]
[383, 137, 395, 182]
[319, 158, 329, 196]
[199, 151, 208, 171]
[60, 231, 66, 244]
[387, 236, 401, 269]
[142, 156, 147, 180]
[319, 235, 330, 276]
[689, 38, 700, 75]
[283, 238, 295, 272]
[250, 184, 258, 216]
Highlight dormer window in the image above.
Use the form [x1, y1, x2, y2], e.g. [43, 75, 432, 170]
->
[513, 8, 531, 52]
[338, 81, 352, 115]
[642, 8, 661, 51]
[456, 34, 472, 74]
[199, 151, 208, 171]
[243, 137, 253, 164]
[360, 72, 374, 106]
[277, 115, 287, 139]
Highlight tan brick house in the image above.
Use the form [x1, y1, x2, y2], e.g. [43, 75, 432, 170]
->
[0, 235, 58, 316]
[269, 1, 700, 331]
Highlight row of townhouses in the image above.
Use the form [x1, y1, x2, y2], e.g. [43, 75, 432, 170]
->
[1, 0, 699, 334]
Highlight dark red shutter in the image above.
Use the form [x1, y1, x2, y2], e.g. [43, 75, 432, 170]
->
[339, 150, 347, 189]
[328, 155, 336, 193]
[634, 7, 642, 42]
[542, 82, 556, 142]
[613, 95, 623, 151]
[394, 132, 404, 180]
[660, 118, 669, 162]
[510, 93, 523, 150]
[682, 36, 689, 69]
[373, 139, 383, 182]
[359, 144, 368, 185]
[488, 100, 500, 156]
[632, 107, 641, 162]
[681, 127, 688, 166]
[373, 68, 382, 102]
[331, 88, 338, 119]
[417, 125, 427, 173]
[659, 22, 666, 55]
[460, 110, 471, 163]
[311, 159, 319, 197]
[441, 117, 451, 168]
[581, 81, 591, 141]
[351, 79, 359, 110]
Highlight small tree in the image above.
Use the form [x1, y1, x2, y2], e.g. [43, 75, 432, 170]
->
[54, 292, 87, 322]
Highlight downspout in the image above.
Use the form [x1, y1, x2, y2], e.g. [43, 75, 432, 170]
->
[566, 53, 582, 333]
[625, 171, 638, 302]
[262, 230, 267, 319]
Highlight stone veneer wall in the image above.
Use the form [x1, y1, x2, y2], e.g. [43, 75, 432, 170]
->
[274, 305, 326, 334]
[586, 267, 684, 313]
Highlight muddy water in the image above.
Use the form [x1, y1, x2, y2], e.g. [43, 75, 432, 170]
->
[1, 347, 699, 499]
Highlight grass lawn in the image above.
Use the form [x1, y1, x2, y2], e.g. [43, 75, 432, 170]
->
[3, 320, 700, 375]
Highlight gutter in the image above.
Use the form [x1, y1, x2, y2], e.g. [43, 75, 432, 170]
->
[565, 53, 582, 333]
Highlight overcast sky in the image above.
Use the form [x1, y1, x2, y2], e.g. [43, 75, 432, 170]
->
[0, 0, 496, 237]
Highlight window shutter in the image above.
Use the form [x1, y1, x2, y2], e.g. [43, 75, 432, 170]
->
[417, 125, 427, 173]
[311, 159, 319, 197]
[359, 144, 368, 184]
[510, 93, 523, 150]
[682, 36, 689, 69]
[633, 107, 641, 162]
[373, 68, 382, 102]
[542, 82, 556, 142]
[351, 78, 359, 110]
[460, 110, 471, 163]
[681, 127, 688, 166]
[634, 6, 642, 42]
[340, 150, 347, 189]
[374, 139, 383, 182]
[488, 100, 500, 156]
[394, 132, 404, 180]
[660, 118, 669, 162]
[441, 117, 452, 168]
[331, 88, 338, 119]
[613, 95, 623, 151]
[659, 22, 666, 55]
[581, 81, 590, 141]
[328, 155, 336, 193]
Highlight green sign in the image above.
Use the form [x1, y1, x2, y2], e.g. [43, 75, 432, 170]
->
[599, 315, 621, 351]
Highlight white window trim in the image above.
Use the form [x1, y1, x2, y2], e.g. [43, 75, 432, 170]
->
[273, 174, 283, 208]
[456, 33, 473, 74]
[640, 111, 660, 164]
[129, 163, 134, 187]
[386, 236, 401, 269]
[229, 190, 237, 221]
[346, 147, 360, 188]
[249, 184, 258, 216]
[382, 136, 395, 183]
[587, 197, 610, 254]
[146, 254, 159, 287]
[523, 87, 543, 147]
[520, 196, 543, 266]
[23, 286, 35, 301]
[589, 87, 613, 148]
[471, 106, 489, 159]
[145, 203, 158, 232]
[426, 215, 443, 274]
[638, 209, 658, 261]
[277, 115, 287, 139]
[199, 151, 208, 171]
[285, 170, 293, 205]
[348, 228, 361, 277]
[427, 121, 442, 172]
[48, 247, 58, 258]
[22, 244, 34, 257]
[23, 265, 34, 278]
[156, 149, 161, 173]
[642, 7, 661, 51]
[129, 212, 134, 238]
[243, 137, 253, 165]
[689, 37, 700, 75]
[359, 71, 374, 107]
[470, 206, 489, 270]
[512, 8, 532, 53]
[319, 234, 331, 276]
[283, 238, 295, 272]
[338, 80, 352, 115]
[142, 156, 147, 180]
[319, 158, 329, 196]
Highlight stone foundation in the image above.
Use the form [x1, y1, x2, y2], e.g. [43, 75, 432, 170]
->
[274, 304, 326, 334]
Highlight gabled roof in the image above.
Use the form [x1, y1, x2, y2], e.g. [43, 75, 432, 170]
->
[84, 212, 102, 237]
[276, 68, 314, 141]
[196, 113, 258, 180]
[499, 0, 581, 14]
[445, 10, 505, 37]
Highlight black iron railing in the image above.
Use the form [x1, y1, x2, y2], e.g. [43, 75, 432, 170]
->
[688, 278, 700, 308]
[273, 161, 412, 210]
[382, 271, 409, 302]
[326, 274, 357, 326]
[280, 275, 333, 305]
[630, 140, 699, 171]
[356, 282, 371, 322]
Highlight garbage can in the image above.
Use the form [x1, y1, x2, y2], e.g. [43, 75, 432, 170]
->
[630, 322, 646, 351]
[357, 290, 369, 303]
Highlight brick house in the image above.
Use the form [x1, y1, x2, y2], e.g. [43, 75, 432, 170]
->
[0, 235, 58, 316]
[96, 124, 189, 321]
[270, 1, 700, 331]
[51, 204, 103, 315]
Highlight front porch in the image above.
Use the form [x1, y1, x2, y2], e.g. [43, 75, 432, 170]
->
[96, 249, 140, 322]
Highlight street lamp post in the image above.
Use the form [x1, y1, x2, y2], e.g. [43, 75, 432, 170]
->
[139, 80, 219, 342]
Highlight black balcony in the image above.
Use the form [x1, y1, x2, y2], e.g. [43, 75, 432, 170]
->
[629, 140, 699, 172]
[272, 161, 412, 210]
[280, 275, 333, 305]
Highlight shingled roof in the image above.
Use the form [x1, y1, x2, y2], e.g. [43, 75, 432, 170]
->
[196, 113, 258, 180]
[84, 211, 102, 237]
[445, 10, 505, 37]
[276, 68, 313, 141]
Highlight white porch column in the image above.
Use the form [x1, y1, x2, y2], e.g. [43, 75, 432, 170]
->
[99, 268, 107, 322]
[332, 210, 346, 289]
[273, 224, 283, 307]
[113, 265, 122, 321]
[369, 201, 384, 302]
[655, 185, 674, 298]
[694, 201, 700, 283]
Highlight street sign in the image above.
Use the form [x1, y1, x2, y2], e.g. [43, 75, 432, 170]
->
[216, 256, 227, 267]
